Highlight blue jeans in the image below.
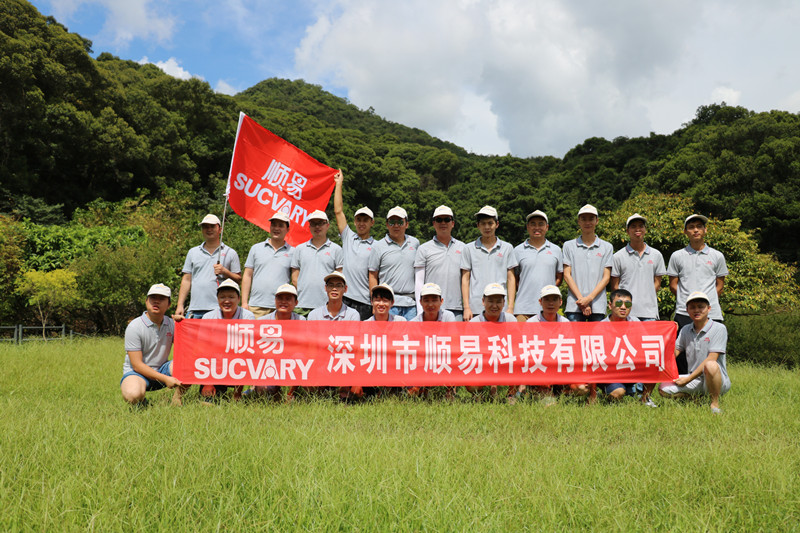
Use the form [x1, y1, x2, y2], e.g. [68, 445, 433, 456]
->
[391, 305, 417, 320]
[565, 312, 605, 322]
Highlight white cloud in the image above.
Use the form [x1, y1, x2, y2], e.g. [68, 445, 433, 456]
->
[138, 56, 201, 81]
[215, 80, 238, 95]
[711, 86, 742, 106]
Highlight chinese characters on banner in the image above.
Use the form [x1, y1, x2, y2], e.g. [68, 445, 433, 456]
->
[173, 321, 678, 386]
[225, 112, 338, 246]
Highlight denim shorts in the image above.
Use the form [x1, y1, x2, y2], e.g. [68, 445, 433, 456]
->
[120, 360, 173, 391]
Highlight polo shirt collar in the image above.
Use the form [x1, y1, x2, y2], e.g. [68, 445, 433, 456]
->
[482, 311, 506, 322]
[140, 311, 154, 327]
[384, 234, 407, 247]
[354, 232, 374, 244]
[625, 243, 650, 255]
[198, 242, 225, 256]
[474, 238, 499, 252]
[694, 319, 714, 336]
[306, 238, 332, 249]
[523, 239, 550, 250]
[433, 235, 455, 247]
[266, 240, 290, 252]
[324, 302, 351, 319]
[576, 236, 599, 249]
[685, 244, 709, 255]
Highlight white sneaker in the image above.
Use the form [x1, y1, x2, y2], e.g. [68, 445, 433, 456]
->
[642, 398, 658, 408]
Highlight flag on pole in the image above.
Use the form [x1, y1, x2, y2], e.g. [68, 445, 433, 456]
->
[225, 112, 338, 246]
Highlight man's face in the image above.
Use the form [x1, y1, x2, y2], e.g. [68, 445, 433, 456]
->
[325, 279, 347, 302]
[477, 217, 498, 239]
[270, 220, 289, 240]
[684, 221, 707, 242]
[578, 214, 598, 233]
[483, 294, 505, 318]
[609, 295, 633, 320]
[201, 223, 221, 241]
[540, 294, 562, 314]
[421, 294, 443, 315]
[371, 294, 393, 317]
[309, 219, 330, 238]
[387, 217, 408, 240]
[146, 295, 169, 316]
[626, 220, 646, 241]
[433, 215, 454, 237]
[354, 214, 374, 236]
[275, 293, 297, 313]
[526, 217, 548, 240]
[217, 288, 240, 314]
[687, 300, 710, 322]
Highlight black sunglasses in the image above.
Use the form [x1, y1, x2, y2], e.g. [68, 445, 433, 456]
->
[433, 217, 453, 223]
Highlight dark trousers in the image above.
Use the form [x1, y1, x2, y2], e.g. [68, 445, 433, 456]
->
[344, 297, 373, 321]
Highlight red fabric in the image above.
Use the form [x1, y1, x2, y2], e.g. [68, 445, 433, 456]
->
[226, 113, 337, 246]
[173, 320, 678, 386]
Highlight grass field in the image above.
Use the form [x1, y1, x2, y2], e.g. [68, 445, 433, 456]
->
[1, 338, 799, 531]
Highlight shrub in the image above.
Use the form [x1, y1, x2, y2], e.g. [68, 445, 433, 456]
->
[726, 313, 800, 368]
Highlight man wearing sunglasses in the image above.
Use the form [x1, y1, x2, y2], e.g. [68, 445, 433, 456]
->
[601, 289, 658, 407]
[368, 206, 420, 320]
[291, 210, 344, 316]
[414, 205, 465, 321]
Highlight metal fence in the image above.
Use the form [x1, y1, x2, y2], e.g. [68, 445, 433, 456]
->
[0, 324, 70, 344]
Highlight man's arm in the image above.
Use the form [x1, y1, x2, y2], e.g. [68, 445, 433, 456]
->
[562, 265, 583, 307]
[675, 352, 721, 386]
[414, 267, 425, 314]
[716, 276, 725, 297]
[333, 170, 348, 235]
[577, 266, 611, 311]
[128, 350, 181, 388]
[174, 273, 192, 319]
[506, 268, 516, 314]
[241, 267, 254, 309]
[555, 271, 564, 287]
[610, 276, 620, 291]
[214, 263, 242, 284]
[461, 269, 472, 322]
[368, 271, 379, 292]
[668, 276, 678, 296]
[291, 268, 299, 287]
[653, 275, 662, 294]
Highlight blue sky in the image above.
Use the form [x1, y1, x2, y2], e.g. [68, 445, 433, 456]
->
[29, 0, 800, 158]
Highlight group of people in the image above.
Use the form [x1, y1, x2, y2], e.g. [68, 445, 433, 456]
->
[121, 172, 731, 412]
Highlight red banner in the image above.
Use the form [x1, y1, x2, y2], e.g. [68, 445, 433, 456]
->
[225, 113, 337, 246]
[173, 320, 677, 386]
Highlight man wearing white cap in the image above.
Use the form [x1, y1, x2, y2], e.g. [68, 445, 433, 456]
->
[307, 272, 360, 321]
[175, 214, 242, 320]
[610, 214, 666, 321]
[368, 206, 420, 320]
[526, 285, 570, 323]
[121, 284, 187, 406]
[667, 214, 728, 373]
[460, 206, 518, 322]
[366, 283, 407, 322]
[469, 283, 516, 323]
[514, 210, 563, 321]
[414, 205, 465, 321]
[291, 210, 344, 315]
[411, 283, 458, 322]
[241, 212, 294, 318]
[333, 170, 375, 320]
[659, 291, 730, 414]
[562, 204, 613, 322]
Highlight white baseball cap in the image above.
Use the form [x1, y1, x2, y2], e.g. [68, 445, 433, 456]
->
[526, 210, 548, 223]
[370, 283, 395, 300]
[217, 278, 240, 294]
[199, 214, 221, 226]
[269, 212, 290, 223]
[578, 204, 598, 217]
[483, 283, 506, 297]
[420, 283, 443, 297]
[308, 210, 329, 222]
[684, 214, 709, 228]
[539, 285, 562, 298]
[626, 213, 647, 227]
[475, 205, 498, 219]
[686, 291, 710, 306]
[324, 271, 347, 284]
[147, 284, 172, 298]
[275, 283, 298, 297]
[433, 205, 454, 218]
[386, 206, 408, 220]
[354, 206, 374, 219]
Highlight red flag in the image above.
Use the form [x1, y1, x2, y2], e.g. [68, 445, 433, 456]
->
[226, 113, 337, 246]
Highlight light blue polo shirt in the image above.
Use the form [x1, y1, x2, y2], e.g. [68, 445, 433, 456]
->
[676, 319, 729, 385]
[182, 242, 241, 312]
[514, 239, 563, 315]
[365, 315, 407, 322]
[527, 313, 570, 323]
[258, 311, 306, 321]
[244, 240, 294, 308]
[414, 235, 465, 311]
[410, 309, 458, 322]
[340, 226, 375, 305]
[201, 307, 256, 320]
[307, 303, 360, 321]
[460, 238, 518, 315]
[291, 239, 344, 309]
[562, 236, 613, 314]
[470, 311, 516, 322]
[667, 245, 728, 320]
[368, 234, 421, 307]
[122, 313, 174, 374]
[611, 243, 667, 319]
[600, 315, 641, 322]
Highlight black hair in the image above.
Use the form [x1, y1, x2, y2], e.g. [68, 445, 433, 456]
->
[609, 288, 633, 301]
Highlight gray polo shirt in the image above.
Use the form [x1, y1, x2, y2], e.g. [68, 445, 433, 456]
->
[307, 303, 360, 321]
[611, 244, 667, 319]
[368, 234, 421, 307]
[122, 313, 174, 374]
[676, 319, 729, 384]
[600, 316, 641, 322]
[470, 311, 516, 322]
[414, 235, 465, 311]
[182, 242, 241, 312]
[340, 226, 375, 305]
[514, 239, 563, 315]
[291, 239, 344, 309]
[258, 311, 306, 321]
[667, 245, 728, 320]
[201, 307, 256, 320]
[460, 238, 518, 315]
[244, 240, 294, 308]
[562, 236, 613, 314]
[365, 315, 407, 322]
[411, 309, 458, 322]
[526, 313, 570, 323]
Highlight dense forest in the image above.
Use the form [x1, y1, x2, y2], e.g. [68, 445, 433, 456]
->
[1, 0, 799, 333]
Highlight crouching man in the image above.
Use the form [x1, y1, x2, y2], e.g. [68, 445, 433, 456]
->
[659, 291, 731, 414]
[121, 284, 188, 406]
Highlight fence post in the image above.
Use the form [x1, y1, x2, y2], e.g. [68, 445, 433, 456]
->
[16, 324, 22, 345]
[61, 324, 66, 339]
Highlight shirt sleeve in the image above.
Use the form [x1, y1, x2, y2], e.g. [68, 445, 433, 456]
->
[333, 244, 344, 269]
[611, 251, 622, 277]
[654, 250, 667, 277]
[562, 241, 574, 267]
[555, 246, 564, 273]
[244, 244, 256, 270]
[124, 321, 142, 352]
[709, 324, 728, 354]
[715, 251, 729, 277]
[602, 242, 613, 268]
[666, 252, 680, 277]
[505, 243, 519, 270]
[368, 244, 380, 272]
[181, 250, 193, 274]
[460, 245, 472, 271]
[227, 248, 242, 274]
[290, 248, 301, 269]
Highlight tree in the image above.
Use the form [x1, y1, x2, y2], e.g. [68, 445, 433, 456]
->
[16, 269, 79, 338]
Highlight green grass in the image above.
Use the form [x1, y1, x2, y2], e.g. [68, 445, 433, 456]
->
[1, 339, 799, 531]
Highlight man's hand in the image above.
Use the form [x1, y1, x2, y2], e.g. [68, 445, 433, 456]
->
[164, 376, 182, 389]
[463, 308, 473, 322]
[172, 312, 185, 322]
[333, 170, 343, 186]
[674, 376, 691, 387]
